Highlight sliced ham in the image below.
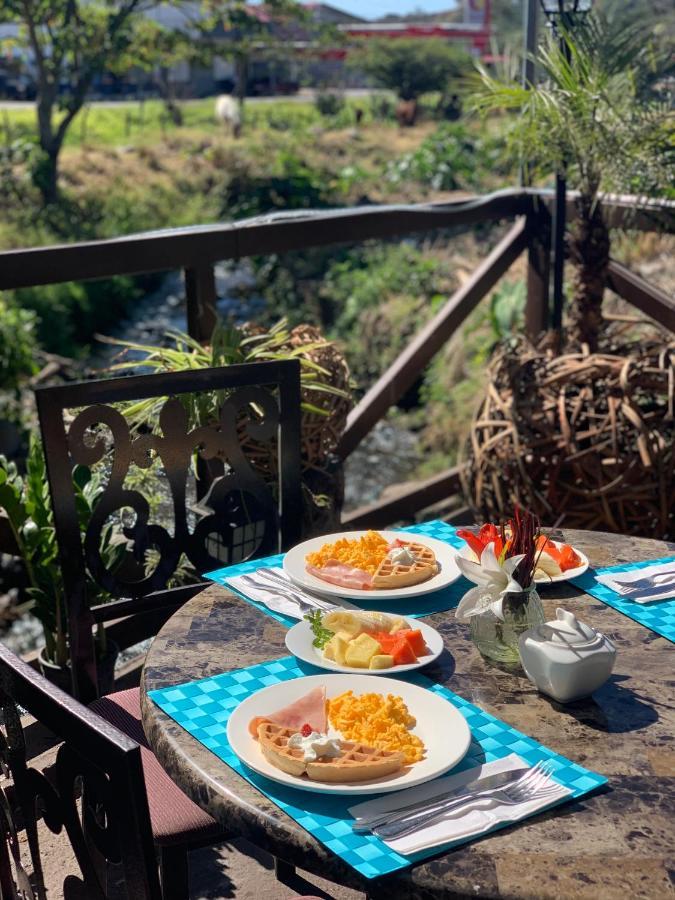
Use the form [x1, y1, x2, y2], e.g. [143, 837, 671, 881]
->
[306, 560, 373, 590]
[248, 686, 327, 738]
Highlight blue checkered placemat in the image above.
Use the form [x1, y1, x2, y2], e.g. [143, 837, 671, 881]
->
[571, 556, 675, 644]
[204, 520, 470, 628]
[149, 655, 606, 880]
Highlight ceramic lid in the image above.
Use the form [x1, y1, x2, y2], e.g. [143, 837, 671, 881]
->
[528, 608, 604, 649]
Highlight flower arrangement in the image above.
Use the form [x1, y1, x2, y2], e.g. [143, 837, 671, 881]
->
[454, 508, 542, 623]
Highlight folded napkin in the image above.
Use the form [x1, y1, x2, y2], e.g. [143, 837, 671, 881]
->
[595, 561, 675, 604]
[349, 753, 570, 856]
[225, 567, 308, 620]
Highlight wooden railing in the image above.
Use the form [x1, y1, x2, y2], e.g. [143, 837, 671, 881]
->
[1, 187, 673, 534]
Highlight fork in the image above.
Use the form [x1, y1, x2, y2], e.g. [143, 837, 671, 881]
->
[610, 571, 675, 595]
[373, 762, 557, 841]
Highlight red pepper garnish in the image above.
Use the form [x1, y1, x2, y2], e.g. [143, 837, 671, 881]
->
[456, 529, 487, 559]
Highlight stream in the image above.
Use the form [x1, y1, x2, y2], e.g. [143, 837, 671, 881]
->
[2, 266, 421, 656]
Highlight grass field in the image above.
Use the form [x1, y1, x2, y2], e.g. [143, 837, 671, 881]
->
[1, 96, 377, 149]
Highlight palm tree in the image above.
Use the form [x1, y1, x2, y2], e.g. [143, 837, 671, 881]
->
[472, 13, 673, 351]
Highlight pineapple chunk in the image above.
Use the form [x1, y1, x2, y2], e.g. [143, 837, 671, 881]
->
[388, 616, 410, 634]
[323, 634, 349, 666]
[369, 654, 395, 670]
[336, 630, 355, 643]
[344, 633, 381, 668]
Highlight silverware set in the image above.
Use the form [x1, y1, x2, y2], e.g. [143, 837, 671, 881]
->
[353, 761, 558, 840]
[609, 569, 675, 598]
[238, 568, 337, 614]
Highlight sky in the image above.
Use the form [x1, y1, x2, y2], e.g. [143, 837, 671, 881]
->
[327, 0, 460, 20]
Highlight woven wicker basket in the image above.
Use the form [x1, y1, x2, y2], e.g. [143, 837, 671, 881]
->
[462, 337, 675, 539]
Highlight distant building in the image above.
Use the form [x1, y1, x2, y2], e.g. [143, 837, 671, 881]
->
[0, 1, 492, 100]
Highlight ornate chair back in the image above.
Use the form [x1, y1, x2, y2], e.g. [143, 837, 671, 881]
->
[34, 360, 302, 701]
[0, 642, 161, 899]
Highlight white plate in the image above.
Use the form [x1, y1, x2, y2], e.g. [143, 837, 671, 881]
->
[283, 530, 461, 602]
[226, 673, 471, 795]
[285, 615, 443, 675]
[455, 540, 589, 585]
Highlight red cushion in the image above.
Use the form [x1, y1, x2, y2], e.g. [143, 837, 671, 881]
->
[91, 687, 221, 846]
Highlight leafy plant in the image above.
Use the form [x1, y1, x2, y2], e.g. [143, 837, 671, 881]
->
[103, 318, 349, 427]
[0, 437, 124, 664]
[471, 13, 674, 349]
[386, 123, 511, 192]
[0, 296, 38, 391]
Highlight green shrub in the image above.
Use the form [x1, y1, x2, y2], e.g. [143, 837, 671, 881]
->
[387, 123, 512, 191]
[0, 297, 38, 390]
[314, 91, 346, 117]
[323, 244, 448, 386]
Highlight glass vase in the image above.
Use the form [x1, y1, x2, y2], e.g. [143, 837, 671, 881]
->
[470, 588, 545, 666]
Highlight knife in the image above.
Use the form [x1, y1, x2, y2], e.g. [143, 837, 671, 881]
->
[351, 765, 530, 833]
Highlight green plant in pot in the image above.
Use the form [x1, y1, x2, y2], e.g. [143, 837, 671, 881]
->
[463, 14, 675, 537]
[103, 318, 353, 535]
[0, 437, 124, 692]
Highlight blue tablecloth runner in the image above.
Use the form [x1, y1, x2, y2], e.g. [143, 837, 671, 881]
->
[570, 555, 675, 644]
[204, 520, 470, 628]
[149, 655, 606, 880]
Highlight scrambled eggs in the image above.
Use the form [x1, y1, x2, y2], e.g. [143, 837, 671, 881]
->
[306, 531, 388, 575]
[327, 690, 425, 764]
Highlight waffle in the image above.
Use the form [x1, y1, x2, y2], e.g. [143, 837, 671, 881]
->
[372, 541, 438, 588]
[257, 722, 405, 783]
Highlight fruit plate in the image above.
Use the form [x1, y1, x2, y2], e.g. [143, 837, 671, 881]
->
[285, 615, 444, 675]
[226, 673, 471, 795]
[455, 541, 590, 585]
[283, 530, 462, 602]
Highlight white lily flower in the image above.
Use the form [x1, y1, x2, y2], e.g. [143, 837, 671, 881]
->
[455, 542, 526, 623]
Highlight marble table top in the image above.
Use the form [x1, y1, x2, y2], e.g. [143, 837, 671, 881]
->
[140, 528, 675, 899]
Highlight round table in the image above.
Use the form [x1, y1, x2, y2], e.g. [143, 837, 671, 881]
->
[140, 529, 675, 899]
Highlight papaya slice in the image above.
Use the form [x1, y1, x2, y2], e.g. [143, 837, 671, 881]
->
[395, 628, 428, 657]
[390, 638, 418, 666]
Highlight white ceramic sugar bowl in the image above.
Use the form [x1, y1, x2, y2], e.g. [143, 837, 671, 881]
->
[518, 608, 616, 703]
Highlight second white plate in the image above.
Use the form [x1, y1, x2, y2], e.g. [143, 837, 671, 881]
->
[285, 615, 444, 674]
[455, 541, 589, 585]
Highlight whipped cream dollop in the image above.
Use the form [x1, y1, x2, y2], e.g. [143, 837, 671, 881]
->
[388, 546, 416, 566]
[288, 731, 342, 762]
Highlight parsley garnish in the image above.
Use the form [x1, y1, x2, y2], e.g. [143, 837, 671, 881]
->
[304, 610, 334, 649]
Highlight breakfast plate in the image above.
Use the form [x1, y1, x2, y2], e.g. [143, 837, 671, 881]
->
[455, 541, 589, 585]
[285, 614, 444, 674]
[227, 673, 471, 795]
[283, 530, 461, 601]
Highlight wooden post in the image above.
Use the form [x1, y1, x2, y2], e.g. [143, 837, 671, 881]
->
[525, 205, 551, 339]
[184, 264, 217, 343]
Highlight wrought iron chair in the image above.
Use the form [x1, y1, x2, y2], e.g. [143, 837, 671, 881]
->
[34, 360, 302, 703]
[32, 359, 302, 897]
[0, 641, 162, 899]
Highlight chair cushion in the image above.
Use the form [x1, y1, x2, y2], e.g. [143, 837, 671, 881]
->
[91, 687, 222, 846]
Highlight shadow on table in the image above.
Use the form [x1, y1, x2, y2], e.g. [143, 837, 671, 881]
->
[545, 674, 659, 733]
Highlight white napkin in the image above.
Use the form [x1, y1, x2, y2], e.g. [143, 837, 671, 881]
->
[349, 754, 570, 856]
[596, 561, 675, 604]
[225, 567, 307, 620]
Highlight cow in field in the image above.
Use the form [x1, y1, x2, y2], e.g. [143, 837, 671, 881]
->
[215, 95, 242, 138]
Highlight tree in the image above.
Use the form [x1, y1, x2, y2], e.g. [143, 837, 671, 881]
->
[356, 38, 472, 101]
[472, 14, 673, 351]
[1, 0, 150, 204]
